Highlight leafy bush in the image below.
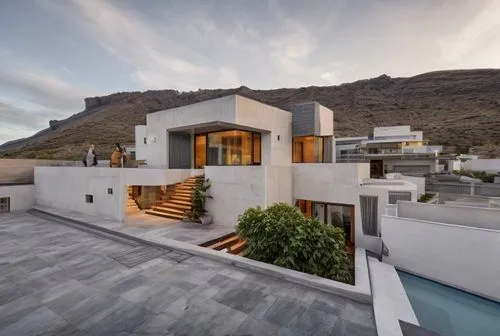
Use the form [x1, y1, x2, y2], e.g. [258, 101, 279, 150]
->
[185, 178, 212, 222]
[236, 203, 353, 284]
[453, 169, 496, 183]
[418, 193, 434, 203]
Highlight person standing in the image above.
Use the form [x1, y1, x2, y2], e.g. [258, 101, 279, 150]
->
[110, 143, 123, 168]
[86, 144, 97, 167]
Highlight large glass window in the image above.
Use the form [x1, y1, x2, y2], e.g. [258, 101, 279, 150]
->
[195, 134, 207, 169]
[197, 130, 261, 167]
[292, 136, 324, 163]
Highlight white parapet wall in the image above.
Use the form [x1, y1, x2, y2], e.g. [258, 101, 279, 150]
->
[397, 201, 500, 230]
[382, 215, 500, 301]
[34, 167, 195, 222]
[0, 185, 36, 211]
[463, 159, 500, 173]
[205, 165, 293, 228]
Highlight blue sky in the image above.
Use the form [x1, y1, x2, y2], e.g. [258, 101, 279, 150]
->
[1, 0, 499, 144]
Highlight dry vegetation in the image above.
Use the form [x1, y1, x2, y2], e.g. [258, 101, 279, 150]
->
[1, 69, 499, 160]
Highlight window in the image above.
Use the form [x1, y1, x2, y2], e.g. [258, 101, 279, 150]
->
[197, 130, 261, 167]
[85, 194, 94, 203]
[195, 134, 207, 168]
[388, 191, 412, 204]
[143, 137, 147, 144]
[360, 196, 378, 236]
[0, 197, 10, 213]
[292, 136, 324, 163]
[253, 133, 261, 164]
[107, 188, 113, 195]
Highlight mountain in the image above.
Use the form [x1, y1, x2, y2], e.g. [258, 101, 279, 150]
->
[1, 69, 499, 160]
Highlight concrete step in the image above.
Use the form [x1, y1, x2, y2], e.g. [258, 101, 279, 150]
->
[153, 206, 185, 215]
[206, 234, 239, 250]
[169, 199, 192, 206]
[145, 210, 183, 220]
[161, 202, 191, 210]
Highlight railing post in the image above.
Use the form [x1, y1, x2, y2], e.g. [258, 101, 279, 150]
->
[470, 182, 475, 196]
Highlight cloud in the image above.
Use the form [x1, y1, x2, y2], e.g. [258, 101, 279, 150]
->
[0, 57, 90, 111]
[439, 0, 500, 67]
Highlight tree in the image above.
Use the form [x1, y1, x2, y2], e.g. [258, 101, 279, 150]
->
[237, 203, 353, 284]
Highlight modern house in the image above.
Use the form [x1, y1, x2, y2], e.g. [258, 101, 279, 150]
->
[335, 125, 454, 177]
[130, 95, 416, 250]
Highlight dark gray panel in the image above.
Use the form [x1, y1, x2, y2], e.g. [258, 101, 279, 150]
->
[388, 191, 412, 204]
[169, 132, 191, 169]
[289, 103, 315, 137]
[324, 136, 333, 163]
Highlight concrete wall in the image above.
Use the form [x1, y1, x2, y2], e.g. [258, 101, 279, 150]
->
[384, 159, 437, 174]
[34, 167, 195, 221]
[235, 95, 292, 166]
[382, 215, 500, 301]
[317, 104, 334, 136]
[368, 257, 419, 336]
[205, 165, 293, 228]
[463, 159, 500, 173]
[135, 125, 147, 161]
[292, 163, 406, 248]
[145, 95, 237, 167]
[0, 185, 36, 211]
[374, 126, 411, 138]
[400, 175, 425, 197]
[397, 201, 500, 230]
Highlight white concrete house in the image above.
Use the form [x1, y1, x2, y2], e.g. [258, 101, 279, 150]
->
[129, 95, 417, 250]
[336, 125, 454, 177]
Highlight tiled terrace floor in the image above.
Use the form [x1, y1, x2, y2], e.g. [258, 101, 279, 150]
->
[34, 205, 233, 246]
[0, 212, 377, 335]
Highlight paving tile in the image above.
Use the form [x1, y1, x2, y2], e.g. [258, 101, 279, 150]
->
[163, 250, 193, 263]
[0, 294, 43, 329]
[214, 285, 273, 315]
[288, 306, 339, 336]
[262, 297, 308, 328]
[0, 278, 29, 306]
[0, 306, 67, 336]
[76, 298, 154, 336]
[109, 246, 167, 268]
[232, 316, 282, 336]
[339, 301, 376, 329]
[330, 319, 377, 336]
[134, 313, 179, 334]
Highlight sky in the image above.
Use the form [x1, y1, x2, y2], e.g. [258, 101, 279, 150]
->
[1, 0, 499, 144]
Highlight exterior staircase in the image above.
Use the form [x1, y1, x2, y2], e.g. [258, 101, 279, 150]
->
[127, 186, 139, 211]
[201, 233, 248, 256]
[145, 175, 203, 220]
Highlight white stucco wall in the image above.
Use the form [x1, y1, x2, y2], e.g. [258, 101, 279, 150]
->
[145, 95, 238, 167]
[34, 167, 195, 221]
[384, 159, 437, 174]
[316, 104, 334, 137]
[235, 95, 292, 166]
[382, 215, 500, 301]
[400, 175, 425, 197]
[291, 163, 415, 249]
[0, 185, 35, 211]
[205, 165, 293, 228]
[397, 201, 500, 230]
[135, 125, 147, 161]
[463, 159, 500, 173]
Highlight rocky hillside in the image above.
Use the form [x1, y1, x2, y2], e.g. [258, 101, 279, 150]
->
[1, 69, 499, 160]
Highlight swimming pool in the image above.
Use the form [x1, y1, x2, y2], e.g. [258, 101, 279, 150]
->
[398, 271, 500, 336]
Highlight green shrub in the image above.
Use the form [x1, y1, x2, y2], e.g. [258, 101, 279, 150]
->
[236, 203, 353, 284]
[453, 169, 495, 183]
[418, 193, 434, 203]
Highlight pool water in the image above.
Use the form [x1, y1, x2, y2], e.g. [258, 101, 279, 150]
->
[398, 271, 500, 336]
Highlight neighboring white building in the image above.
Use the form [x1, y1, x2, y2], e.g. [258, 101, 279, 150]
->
[335, 125, 453, 177]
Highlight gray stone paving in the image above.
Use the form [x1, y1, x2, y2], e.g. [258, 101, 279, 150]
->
[0, 212, 377, 336]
